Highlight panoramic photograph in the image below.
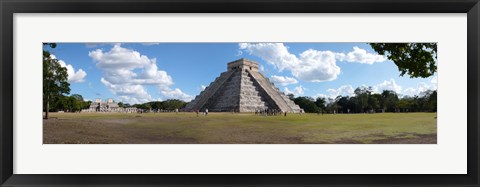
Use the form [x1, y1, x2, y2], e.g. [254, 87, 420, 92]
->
[43, 42, 437, 144]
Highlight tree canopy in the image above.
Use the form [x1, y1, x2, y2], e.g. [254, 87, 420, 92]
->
[49, 94, 91, 113]
[369, 43, 437, 78]
[288, 87, 436, 114]
[133, 99, 188, 111]
[43, 43, 70, 118]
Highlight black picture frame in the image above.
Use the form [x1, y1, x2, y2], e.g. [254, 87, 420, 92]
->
[1, 0, 479, 186]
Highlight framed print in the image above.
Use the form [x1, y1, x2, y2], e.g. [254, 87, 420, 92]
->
[1, 0, 479, 186]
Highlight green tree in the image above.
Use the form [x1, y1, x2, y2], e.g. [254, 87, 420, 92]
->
[381, 90, 399, 112]
[83, 101, 92, 110]
[287, 93, 295, 101]
[71, 94, 84, 101]
[417, 90, 436, 112]
[162, 99, 187, 110]
[326, 97, 339, 114]
[149, 101, 163, 110]
[354, 86, 372, 113]
[368, 94, 380, 111]
[315, 97, 327, 112]
[136, 103, 152, 110]
[369, 43, 437, 78]
[293, 96, 320, 113]
[69, 96, 82, 112]
[397, 97, 413, 112]
[56, 95, 69, 112]
[427, 90, 437, 112]
[336, 96, 350, 113]
[43, 44, 70, 119]
[349, 97, 359, 113]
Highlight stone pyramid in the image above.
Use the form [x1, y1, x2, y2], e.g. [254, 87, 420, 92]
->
[185, 58, 302, 113]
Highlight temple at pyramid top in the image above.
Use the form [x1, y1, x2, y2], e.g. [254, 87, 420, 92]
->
[185, 59, 301, 113]
[227, 58, 259, 72]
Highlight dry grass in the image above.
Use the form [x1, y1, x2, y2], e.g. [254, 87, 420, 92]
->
[43, 112, 437, 144]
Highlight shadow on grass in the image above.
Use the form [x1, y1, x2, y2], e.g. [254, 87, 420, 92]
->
[332, 133, 437, 144]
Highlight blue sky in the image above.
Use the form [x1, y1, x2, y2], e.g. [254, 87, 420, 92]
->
[46, 43, 437, 104]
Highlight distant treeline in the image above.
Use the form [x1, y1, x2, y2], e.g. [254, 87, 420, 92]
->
[46, 94, 92, 112]
[46, 93, 189, 112]
[47, 87, 436, 114]
[129, 99, 188, 111]
[289, 86, 437, 114]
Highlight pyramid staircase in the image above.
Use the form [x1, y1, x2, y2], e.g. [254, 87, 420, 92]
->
[185, 59, 302, 113]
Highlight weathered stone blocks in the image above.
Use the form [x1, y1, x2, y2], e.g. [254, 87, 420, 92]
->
[185, 59, 302, 113]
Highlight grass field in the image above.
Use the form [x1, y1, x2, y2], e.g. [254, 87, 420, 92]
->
[43, 112, 436, 144]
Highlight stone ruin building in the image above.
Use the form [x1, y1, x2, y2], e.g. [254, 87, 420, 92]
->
[85, 98, 120, 112]
[83, 98, 137, 113]
[185, 58, 302, 113]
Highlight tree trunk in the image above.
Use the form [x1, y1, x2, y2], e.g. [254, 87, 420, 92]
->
[45, 94, 49, 119]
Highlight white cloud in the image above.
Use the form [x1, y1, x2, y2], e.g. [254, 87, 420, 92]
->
[101, 78, 153, 103]
[159, 86, 193, 102]
[200, 85, 207, 91]
[326, 85, 355, 98]
[89, 44, 190, 104]
[284, 86, 305, 96]
[373, 78, 402, 93]
[314, 93, 329, 99]
[90, 44, 159, 72]
[239, 43, 384, 82]
[270, 75, 298, 86]
[239, 43, 299, 72]
[51, 55, 87, 83]
[402, 86, 427, 97]
[239, 43, 340, 82]
[296, 50, 341, 82]
[314, 94, 337, 104]
[403, 87, 418, 96]
[319, 77, 436, 99]
[58, 60, 87, 83]
[117, 96, 149, 105]
[336, 46, 387, 64]
[402, 78, 437, 97]
[418, 82, 434, 94]
[431, 75, 438, 84]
